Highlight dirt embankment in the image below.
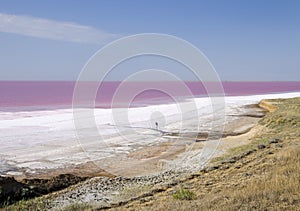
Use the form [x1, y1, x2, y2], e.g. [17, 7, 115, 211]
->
[0, 174, 88, 207]
[0, 160, 117, 207]
[258, 99, 278, 112]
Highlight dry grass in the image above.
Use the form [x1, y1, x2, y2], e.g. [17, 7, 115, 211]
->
[120, 146, 300, 211]
[196, 147, 300, 210]
[110, 97, 300, 210]
[3, 197, 47, 211]
[64, 202, 95, 211]
[114, 184, 151, 202]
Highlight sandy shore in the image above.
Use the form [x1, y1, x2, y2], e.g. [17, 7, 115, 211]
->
[1, 92, 299, 180]
[103, 108, 264, 177]
[1, 102, 264, 180]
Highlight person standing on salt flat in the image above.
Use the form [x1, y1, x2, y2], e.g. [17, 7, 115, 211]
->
[155, 122, 158, 130]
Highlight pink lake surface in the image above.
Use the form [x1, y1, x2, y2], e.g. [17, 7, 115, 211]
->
[0, 81, 299, 111]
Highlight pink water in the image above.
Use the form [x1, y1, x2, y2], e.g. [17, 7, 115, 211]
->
[0, 81, 299, 111]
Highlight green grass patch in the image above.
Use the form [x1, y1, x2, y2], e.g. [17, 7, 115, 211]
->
[172, 188, 196, 200]
[4, 196, 47, 210]
[64, 202, 94, 211]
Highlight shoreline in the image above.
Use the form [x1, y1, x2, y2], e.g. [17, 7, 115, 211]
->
[2, 93, 298, 209]
[1, 95, 298, 209]
[2, 101, 265, 180]
[1, 92, 299, 179]
[0, 101, 267, 208]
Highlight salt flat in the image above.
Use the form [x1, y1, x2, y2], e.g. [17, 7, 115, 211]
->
[0, 92, 299, 178]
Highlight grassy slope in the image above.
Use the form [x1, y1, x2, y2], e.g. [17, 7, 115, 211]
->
[110, 97, 300, 210]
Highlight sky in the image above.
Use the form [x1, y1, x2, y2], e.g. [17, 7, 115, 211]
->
[0, 0, 299, 81]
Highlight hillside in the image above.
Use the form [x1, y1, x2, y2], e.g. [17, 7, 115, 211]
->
[107, 97, 300, 210]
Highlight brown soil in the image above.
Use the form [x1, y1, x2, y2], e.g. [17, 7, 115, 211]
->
[0, 161, 114, 207]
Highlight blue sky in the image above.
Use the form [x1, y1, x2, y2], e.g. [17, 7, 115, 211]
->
[0, 0, 299, 81]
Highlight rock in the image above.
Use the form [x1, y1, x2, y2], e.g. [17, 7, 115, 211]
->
[225, 158, 236, 164]
[204, 165, 219, 172]
[244, 172, 252, 177]
[235, 165, 242, 169]
[190, 173, 201, 178]
[258, 144, 266, 149]
[204, 181, 213, 186]
[195, 139, 205, 142]
[139, 196, 153, 203]
[269, 138, 281, 144]
[220, 165, 230, 170]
